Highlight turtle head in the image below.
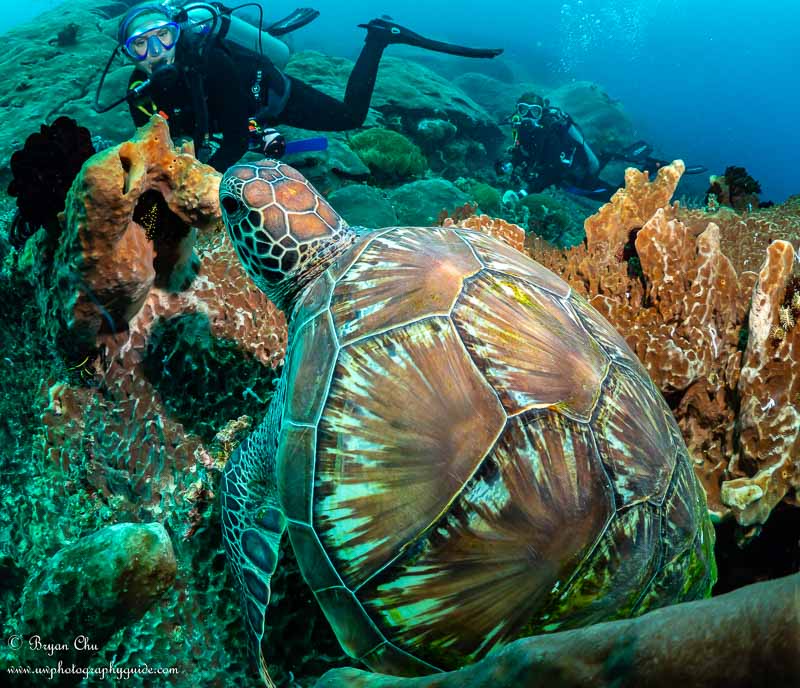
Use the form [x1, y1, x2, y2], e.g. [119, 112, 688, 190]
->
[220, 160, 355, 312]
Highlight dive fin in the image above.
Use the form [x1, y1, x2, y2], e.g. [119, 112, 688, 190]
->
[564, 184, 616, 202]
[641, 157, 707, 175]
[359, 18, 503, 58]
[621, 139, 654, 162]
[267, 7, 320, 37]
[599, 141, 707, 178]
[683, 164, 708, 175]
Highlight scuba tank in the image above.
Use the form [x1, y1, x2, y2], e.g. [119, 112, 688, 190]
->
[179, 2, 290, 70]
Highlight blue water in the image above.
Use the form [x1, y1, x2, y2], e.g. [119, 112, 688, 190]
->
[3, 0, 797, 201]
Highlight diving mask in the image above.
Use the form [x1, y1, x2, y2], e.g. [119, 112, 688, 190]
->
[516, 102, 543, 120]
[123, 21, 180, 61]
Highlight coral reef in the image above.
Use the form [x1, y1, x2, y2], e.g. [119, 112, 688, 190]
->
[520, 192, 587, 247]
[464, 181, 502, 216]
[677, 194, 800, 274]
[0, 0, 136, 193]
[314, 572, 800, 688]
[1, 115, 350, 687]
[279, 131, 371, 194]
[0, 4, 796, 685]
[452, 72, 551, 123]
[285, 51, 503, 176]
[349, 128, 428, 183]
[35, 116, 220, 360]
[526, 162, 799, 525]
[441, 213, 526, 253]
[48, 22, 80, 48]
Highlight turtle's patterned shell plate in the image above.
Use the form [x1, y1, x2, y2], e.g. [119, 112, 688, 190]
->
[276, 226, 715, 674]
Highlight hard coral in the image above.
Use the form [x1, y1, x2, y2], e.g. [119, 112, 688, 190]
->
[526, 161, 799, 525]
[468, 181, 502, 215]
[442, 213, 526, 253]
[677, 195, 800, 274]
[349, 127, 428, 183]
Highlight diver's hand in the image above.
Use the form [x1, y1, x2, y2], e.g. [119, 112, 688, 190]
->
[149, 63, 178, 91]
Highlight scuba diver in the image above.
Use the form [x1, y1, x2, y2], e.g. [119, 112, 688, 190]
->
[96, 1, 503, 171]
[496, 92, 602, 196]
[497, 92, 706, 201]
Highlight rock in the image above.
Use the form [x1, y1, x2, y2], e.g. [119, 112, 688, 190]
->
[17, 523, 176, 668]
[313, 573, 800, 688]
[405, 52, 520, 85]
[328, 185, 398, 228]
[415, 118, 458, 147]
[388, 179, 469, 226]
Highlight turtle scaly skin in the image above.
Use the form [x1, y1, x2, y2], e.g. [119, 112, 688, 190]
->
[219, 162, 358, 687]
[219, 160, 716, 685]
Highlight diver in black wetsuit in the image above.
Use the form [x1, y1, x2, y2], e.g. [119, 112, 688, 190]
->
[496, 91, 708, 201]
[497, 92, 602, 196]
[115, 2, 503, 171]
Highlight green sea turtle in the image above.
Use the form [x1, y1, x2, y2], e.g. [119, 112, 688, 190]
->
[218, 160, 716, 686]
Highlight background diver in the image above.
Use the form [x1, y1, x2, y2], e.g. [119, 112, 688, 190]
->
[97, 1, 503, 171]
[497, 92, 706, 201]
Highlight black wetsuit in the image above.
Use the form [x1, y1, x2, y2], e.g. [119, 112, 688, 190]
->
[128, 34, 388, 170]
[509, 107, 601, 194]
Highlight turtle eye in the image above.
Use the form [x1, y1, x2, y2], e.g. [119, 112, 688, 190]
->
[221, 195, 242, 216]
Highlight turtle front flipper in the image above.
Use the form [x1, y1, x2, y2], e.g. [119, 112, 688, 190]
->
[221, 385, 288, 687]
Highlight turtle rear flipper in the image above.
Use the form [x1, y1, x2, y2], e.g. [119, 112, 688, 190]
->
[221, 406, 287, 688]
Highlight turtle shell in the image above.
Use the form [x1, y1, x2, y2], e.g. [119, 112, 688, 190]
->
[275, 225, 715, 674]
